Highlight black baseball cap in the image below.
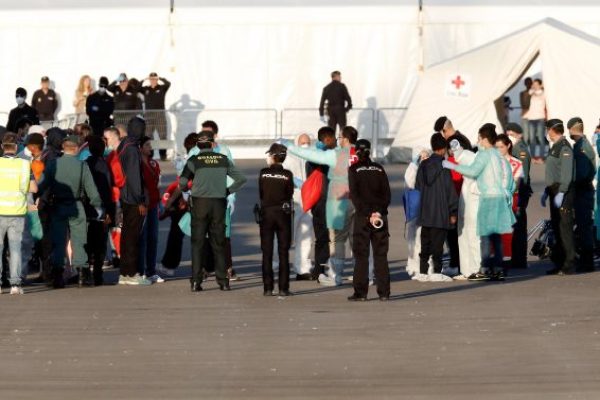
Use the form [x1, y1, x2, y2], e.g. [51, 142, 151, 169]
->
[149, 72, 158, 78]
[355, 139, 371, 151]
[266, 143, 287, 155]
[197, 130, 215, 143]
[99, 76, 109, 87]
[434, 116, 448, 132]
[41, 76, 50, 82]
[567, 117, 583, 130]
[505, 122, 523, 134]
[16, 87, 27, 97]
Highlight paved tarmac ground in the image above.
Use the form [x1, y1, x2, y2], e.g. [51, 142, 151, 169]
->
[1, 160, 600, 399]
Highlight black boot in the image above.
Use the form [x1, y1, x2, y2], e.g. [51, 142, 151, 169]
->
[93, 262, 104, 286]
[52, 267, 65, 289]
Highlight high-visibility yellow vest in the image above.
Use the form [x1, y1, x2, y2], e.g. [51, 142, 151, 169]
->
[0, 156, 30, 216]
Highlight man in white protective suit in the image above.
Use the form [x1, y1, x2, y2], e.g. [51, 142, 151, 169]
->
[450, 140, 482, 280]
[282, 133, 316, 280]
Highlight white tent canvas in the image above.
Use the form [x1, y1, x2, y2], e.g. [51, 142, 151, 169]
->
[389, 18, 600, 162]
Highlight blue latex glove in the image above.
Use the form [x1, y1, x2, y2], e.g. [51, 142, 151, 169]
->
[441, 160, 456, 170]
[540, 191, 548, 208]
[553, 192, 564, 208]
[293, 176, 304, 189]
[227, 194, 235, 215]
[320, 116, 327, 124]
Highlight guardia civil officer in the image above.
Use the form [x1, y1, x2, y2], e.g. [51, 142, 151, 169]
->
[38, 135, 102, 288]
[541, 119, 576, 275]
[86, 77, 114, 136]
[506, 122, 531, 269]
[258, 143, 294, 297]
[179, 130, 247, 292]
[347, 139, 391, 301]
[318, 71, 352, 132]
[568, 117, 596, 272]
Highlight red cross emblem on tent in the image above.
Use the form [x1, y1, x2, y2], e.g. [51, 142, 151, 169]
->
[451, 75, 465, 89]
[446, 73, 471, 98]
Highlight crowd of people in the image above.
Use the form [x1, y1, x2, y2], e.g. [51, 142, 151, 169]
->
[1, 70, 599, 300]
[405, 115, 600, 283]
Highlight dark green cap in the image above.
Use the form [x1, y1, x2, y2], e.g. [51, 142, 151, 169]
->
[567, 117, 583, 130]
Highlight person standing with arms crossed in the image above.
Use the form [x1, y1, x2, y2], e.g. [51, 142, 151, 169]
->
[319, 71, 352, 133]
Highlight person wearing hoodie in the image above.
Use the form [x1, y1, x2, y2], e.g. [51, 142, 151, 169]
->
[85, 136, 115, 286]
[284, 126, 358, 287]
[282, 133, 315, 280]
[7, 88, 40, 133]
[117, 116, 150, 286]
[415, 133, 458, 281]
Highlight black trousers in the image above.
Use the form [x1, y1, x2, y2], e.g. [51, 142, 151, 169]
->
[511, 206, 529, 268]
[327, 107, 347, 132]
[352, 214, 390, 298]
[190, 197, 227, 286]
[161, 209, 186, 270]
[120, 203, 144, 277]
[87, 220, 108, 283]
[549, 192, 576, 273]
[420, 227, 447, 274]
[260, 206, 292, 292]
[311, 197, 329, 277]
[447, 227, 460, 271]
[574, 187, 595, 271]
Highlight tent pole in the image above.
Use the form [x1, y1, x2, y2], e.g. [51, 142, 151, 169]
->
[418, 0, 424, 73]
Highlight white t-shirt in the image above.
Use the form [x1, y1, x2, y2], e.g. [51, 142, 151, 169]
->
[524, 89, 546, 120]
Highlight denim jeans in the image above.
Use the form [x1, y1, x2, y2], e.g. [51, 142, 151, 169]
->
[138, 206, 159, 277]
[0, 216, 25, 286]
[480, 233, 503, 274]
[528, 119, 546, 158]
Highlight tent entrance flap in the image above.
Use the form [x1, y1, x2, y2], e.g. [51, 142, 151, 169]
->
[495, 52, 540, 131]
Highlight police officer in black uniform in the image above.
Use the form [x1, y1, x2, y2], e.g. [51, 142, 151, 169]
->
[542, 119, 576, 275]
[319, 71, 352, 132]
[141, 73, 171, 160]
[108, 73, 142, 126]
[32, 76, 58, 123]
[347, 139, 391, 301]
[86, 77, 115, 136]
[568, 117, 596, 272]
[6, 88, 39, 132]
[259, 143, 294, 296]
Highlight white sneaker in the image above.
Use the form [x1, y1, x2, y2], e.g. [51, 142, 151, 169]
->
[156, 265, 175, 277]
[146, 274, 165, 284]
[10, 286, 24, 295]
[318, 274, 341, 287]
[428, 273, 453, 282]
[414, 273, 430, 282]
[118, 275, 130, 285]
[453, 274, 468, 281]
[368, 279, 374, 287]
[127, 274, 151, 286]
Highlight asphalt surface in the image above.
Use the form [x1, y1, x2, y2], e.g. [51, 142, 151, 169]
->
[1, 160, 599, 400]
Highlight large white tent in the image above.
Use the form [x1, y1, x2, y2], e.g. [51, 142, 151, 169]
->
[389, 18, 600, 162]
[1, 2, 600, 156]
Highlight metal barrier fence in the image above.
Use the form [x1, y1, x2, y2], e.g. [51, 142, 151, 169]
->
[0, 107, 408, 156]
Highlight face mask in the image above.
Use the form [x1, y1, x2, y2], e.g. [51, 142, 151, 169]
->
[546, 133, 553, 145]
[23, 147, 32, 158]
[98, 87, 106, 95]
[266, 155, 273, 166]
[16, 96, 25, 105]
[508, 136, 517, 145]
[316, 141, 326, 150]
[300, 143, 310, 148]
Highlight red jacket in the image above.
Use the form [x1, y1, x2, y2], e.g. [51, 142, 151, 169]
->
[142, 158, 161, 209]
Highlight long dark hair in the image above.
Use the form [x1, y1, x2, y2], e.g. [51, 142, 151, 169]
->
[496, 133, 512, 154]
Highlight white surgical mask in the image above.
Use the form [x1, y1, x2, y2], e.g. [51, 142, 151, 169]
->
[98, 87, 106, 95]
[545, 133, 553, 145]
[508, 136, 517, 145]
[23, 147, 32, 158]
[266, 155, 274, 166]
[300, 143, 310, 148]
[16, 96, 25, 105]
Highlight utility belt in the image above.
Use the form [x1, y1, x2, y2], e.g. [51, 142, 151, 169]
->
[253, 201, 293, 224]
